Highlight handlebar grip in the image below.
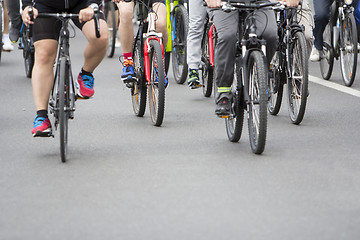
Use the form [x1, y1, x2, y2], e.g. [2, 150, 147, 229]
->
[124, 0, 132, 2]
[28, 6, 34, 37]
[94, 12, 100, 38]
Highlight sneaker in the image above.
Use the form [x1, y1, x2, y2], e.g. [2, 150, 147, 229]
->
[215, 97, 231, 117]
[122, 59, 136, 88]
[76, 72, 95, 99]
[2, 34, 14, 51]
[9, 20, 22, 43]
[187, 69, 201, 89]
[32, 116, 52, 137]
[154, 66, 169, 88]
[309, 47, 322, 62]
[115, 37, 121, 48]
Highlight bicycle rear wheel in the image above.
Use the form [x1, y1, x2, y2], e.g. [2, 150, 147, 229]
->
[339, 13, 358, 86]
[171, 4, 189, 84]
[59, 56, 69, 162]
[320, 22, 334, 80]
[268, 51, 284, 115]
[287, 31, 308, 125]
[201, 23, 214, 97]
[105, 0, 116, 58]
[132, 39, 147, 116]
[148, 39, 165, 126]
[247, 51, 268, 154]
[225, 57, 244, 142]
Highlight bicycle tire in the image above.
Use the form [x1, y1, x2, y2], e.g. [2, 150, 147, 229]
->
[148, 39, 165, 126]
[132, 39, 147, 116]
[247, 50, 267, 154]
[59, 56, 69, 162]
[165, 51, 170, 74]
[171, 4, 189, 84]
[201, 23, 214, 98]
[105, 1, 116, 58]
[22, 26, 34, 78]
[0, 4, 3, 63]
[268, 51, 284, 115]
[339, 12, 358, 87]
[225, 57, 244, 142]
[287, 31, 308, 125]
[320, 22, 334, 80]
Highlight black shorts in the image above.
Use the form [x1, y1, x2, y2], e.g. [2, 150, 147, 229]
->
[32, 0, 105, 42]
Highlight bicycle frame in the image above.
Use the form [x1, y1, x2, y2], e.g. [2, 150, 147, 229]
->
[208, 23, 215, 67]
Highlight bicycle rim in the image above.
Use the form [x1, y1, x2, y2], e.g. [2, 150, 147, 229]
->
[59, 57, 69, 162]
[339, 13, 357, 86]
[268, 51, 283, 115]
[320, 23, 334, 80]
[148, 39, 165, 126]
[132, 39, 147, 116]
[105, 1, 116, 58]
[171, 5, 189, 84]
[287, 32, 308, 124]
[247, 51, 267, 154]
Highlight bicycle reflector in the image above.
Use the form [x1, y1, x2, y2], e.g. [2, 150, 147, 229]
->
[344, 0, 353, 5]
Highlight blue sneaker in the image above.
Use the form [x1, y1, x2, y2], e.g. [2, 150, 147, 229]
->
[32, 116, 52, 137]
[122, 59, 136, 87]
[76, 72, 95, 99]
[154, 67, 169, 88]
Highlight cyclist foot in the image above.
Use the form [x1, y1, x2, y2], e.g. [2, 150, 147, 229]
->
[187, 69, 201, 89]
[76, 71, 95, 99]
[122, 60, 136, 88]
[32, 116, 52, 137]
[215, 97, 231, 117]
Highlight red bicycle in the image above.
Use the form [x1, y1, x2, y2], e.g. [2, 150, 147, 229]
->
[129, 0, 167, 126]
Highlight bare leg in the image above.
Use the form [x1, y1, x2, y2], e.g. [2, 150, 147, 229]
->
[153, 2, 168, 49]
[117, 1, 134, 53]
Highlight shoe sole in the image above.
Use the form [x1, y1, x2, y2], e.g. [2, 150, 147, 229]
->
[33, 129, 53, 137]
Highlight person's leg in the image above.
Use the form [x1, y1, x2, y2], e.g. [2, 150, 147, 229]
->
[2, 1, 14, 51]
[212, 10, 238, 115]
[298, 0, 314, 56]
[152, 2, 168, 49]
[187, 0, 207, 88]
[312, 0, 332, 50]
[117, 1, 136, 83]
[4, 0, 21, 42]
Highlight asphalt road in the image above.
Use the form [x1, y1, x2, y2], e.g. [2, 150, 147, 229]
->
[0, 30, 360, 239]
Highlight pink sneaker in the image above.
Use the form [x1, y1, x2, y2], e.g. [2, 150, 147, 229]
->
[32, 116, 52, 137]
[76, 72, 94, 99]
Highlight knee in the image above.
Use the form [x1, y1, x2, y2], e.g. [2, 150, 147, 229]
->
[35, 47, 56, 66]
[314, 10, 330, 24]
[119, 8, 133, 23]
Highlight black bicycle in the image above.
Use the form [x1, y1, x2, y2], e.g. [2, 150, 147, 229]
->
[268, 3, 308, 125]
[219, 1, 277, 154]
[36, 8, 101, 162]
[320, 0, 358, 86]
[19, 8, 35, 78]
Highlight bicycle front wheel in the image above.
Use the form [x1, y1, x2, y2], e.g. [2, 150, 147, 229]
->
[22, 27, 34, 78]
[59, 56, 70, 163]
[320, 22, 334, 80]
[171, 4, 189, 84]
[339, 13, 358, 86]
[132, 39, 147, 116]
[105, 1, 116, 58]
[225, 57, 244, 142]
[287, 31, 308, 125]
[247, 51, 268, 154]
[148, 39, 166, 126]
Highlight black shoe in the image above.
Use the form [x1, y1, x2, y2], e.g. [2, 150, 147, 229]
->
[215, 97, 231, 117]
[187, 69, 201, 89]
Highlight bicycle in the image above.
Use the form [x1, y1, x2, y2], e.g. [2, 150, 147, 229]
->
[129, 0, 167, 126]
[18, 11, 35, 78]
[165, 0, 189, 84]
[217, 1, 278, 154]
[104, 0, 118, 58]
[35, 8, 101, 162]
[200, 15, 216, 98]
[268, 3, 309, 125]
[320, 0, 358, 87]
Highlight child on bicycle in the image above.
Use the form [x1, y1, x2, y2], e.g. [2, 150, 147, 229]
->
[22, 0, 109, 137]
[113, 0, 168, 87]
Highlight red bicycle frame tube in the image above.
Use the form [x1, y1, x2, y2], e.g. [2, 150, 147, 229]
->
[144, 36, 165, 82]
[209, 24, 215, 67]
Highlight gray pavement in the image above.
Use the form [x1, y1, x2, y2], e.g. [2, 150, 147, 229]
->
[0, 31, 360, 240]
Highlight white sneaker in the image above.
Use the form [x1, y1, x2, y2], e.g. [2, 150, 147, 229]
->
[309, 47, 322, 62]
[2, 34, 14, 51]
[115, 37, 121, 48]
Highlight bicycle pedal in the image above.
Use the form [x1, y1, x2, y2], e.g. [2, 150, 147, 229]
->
[221, 115, 229, 118]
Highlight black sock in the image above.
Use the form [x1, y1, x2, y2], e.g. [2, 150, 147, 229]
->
[81, 68, 93, 77]
[37, 110, 48, 118]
